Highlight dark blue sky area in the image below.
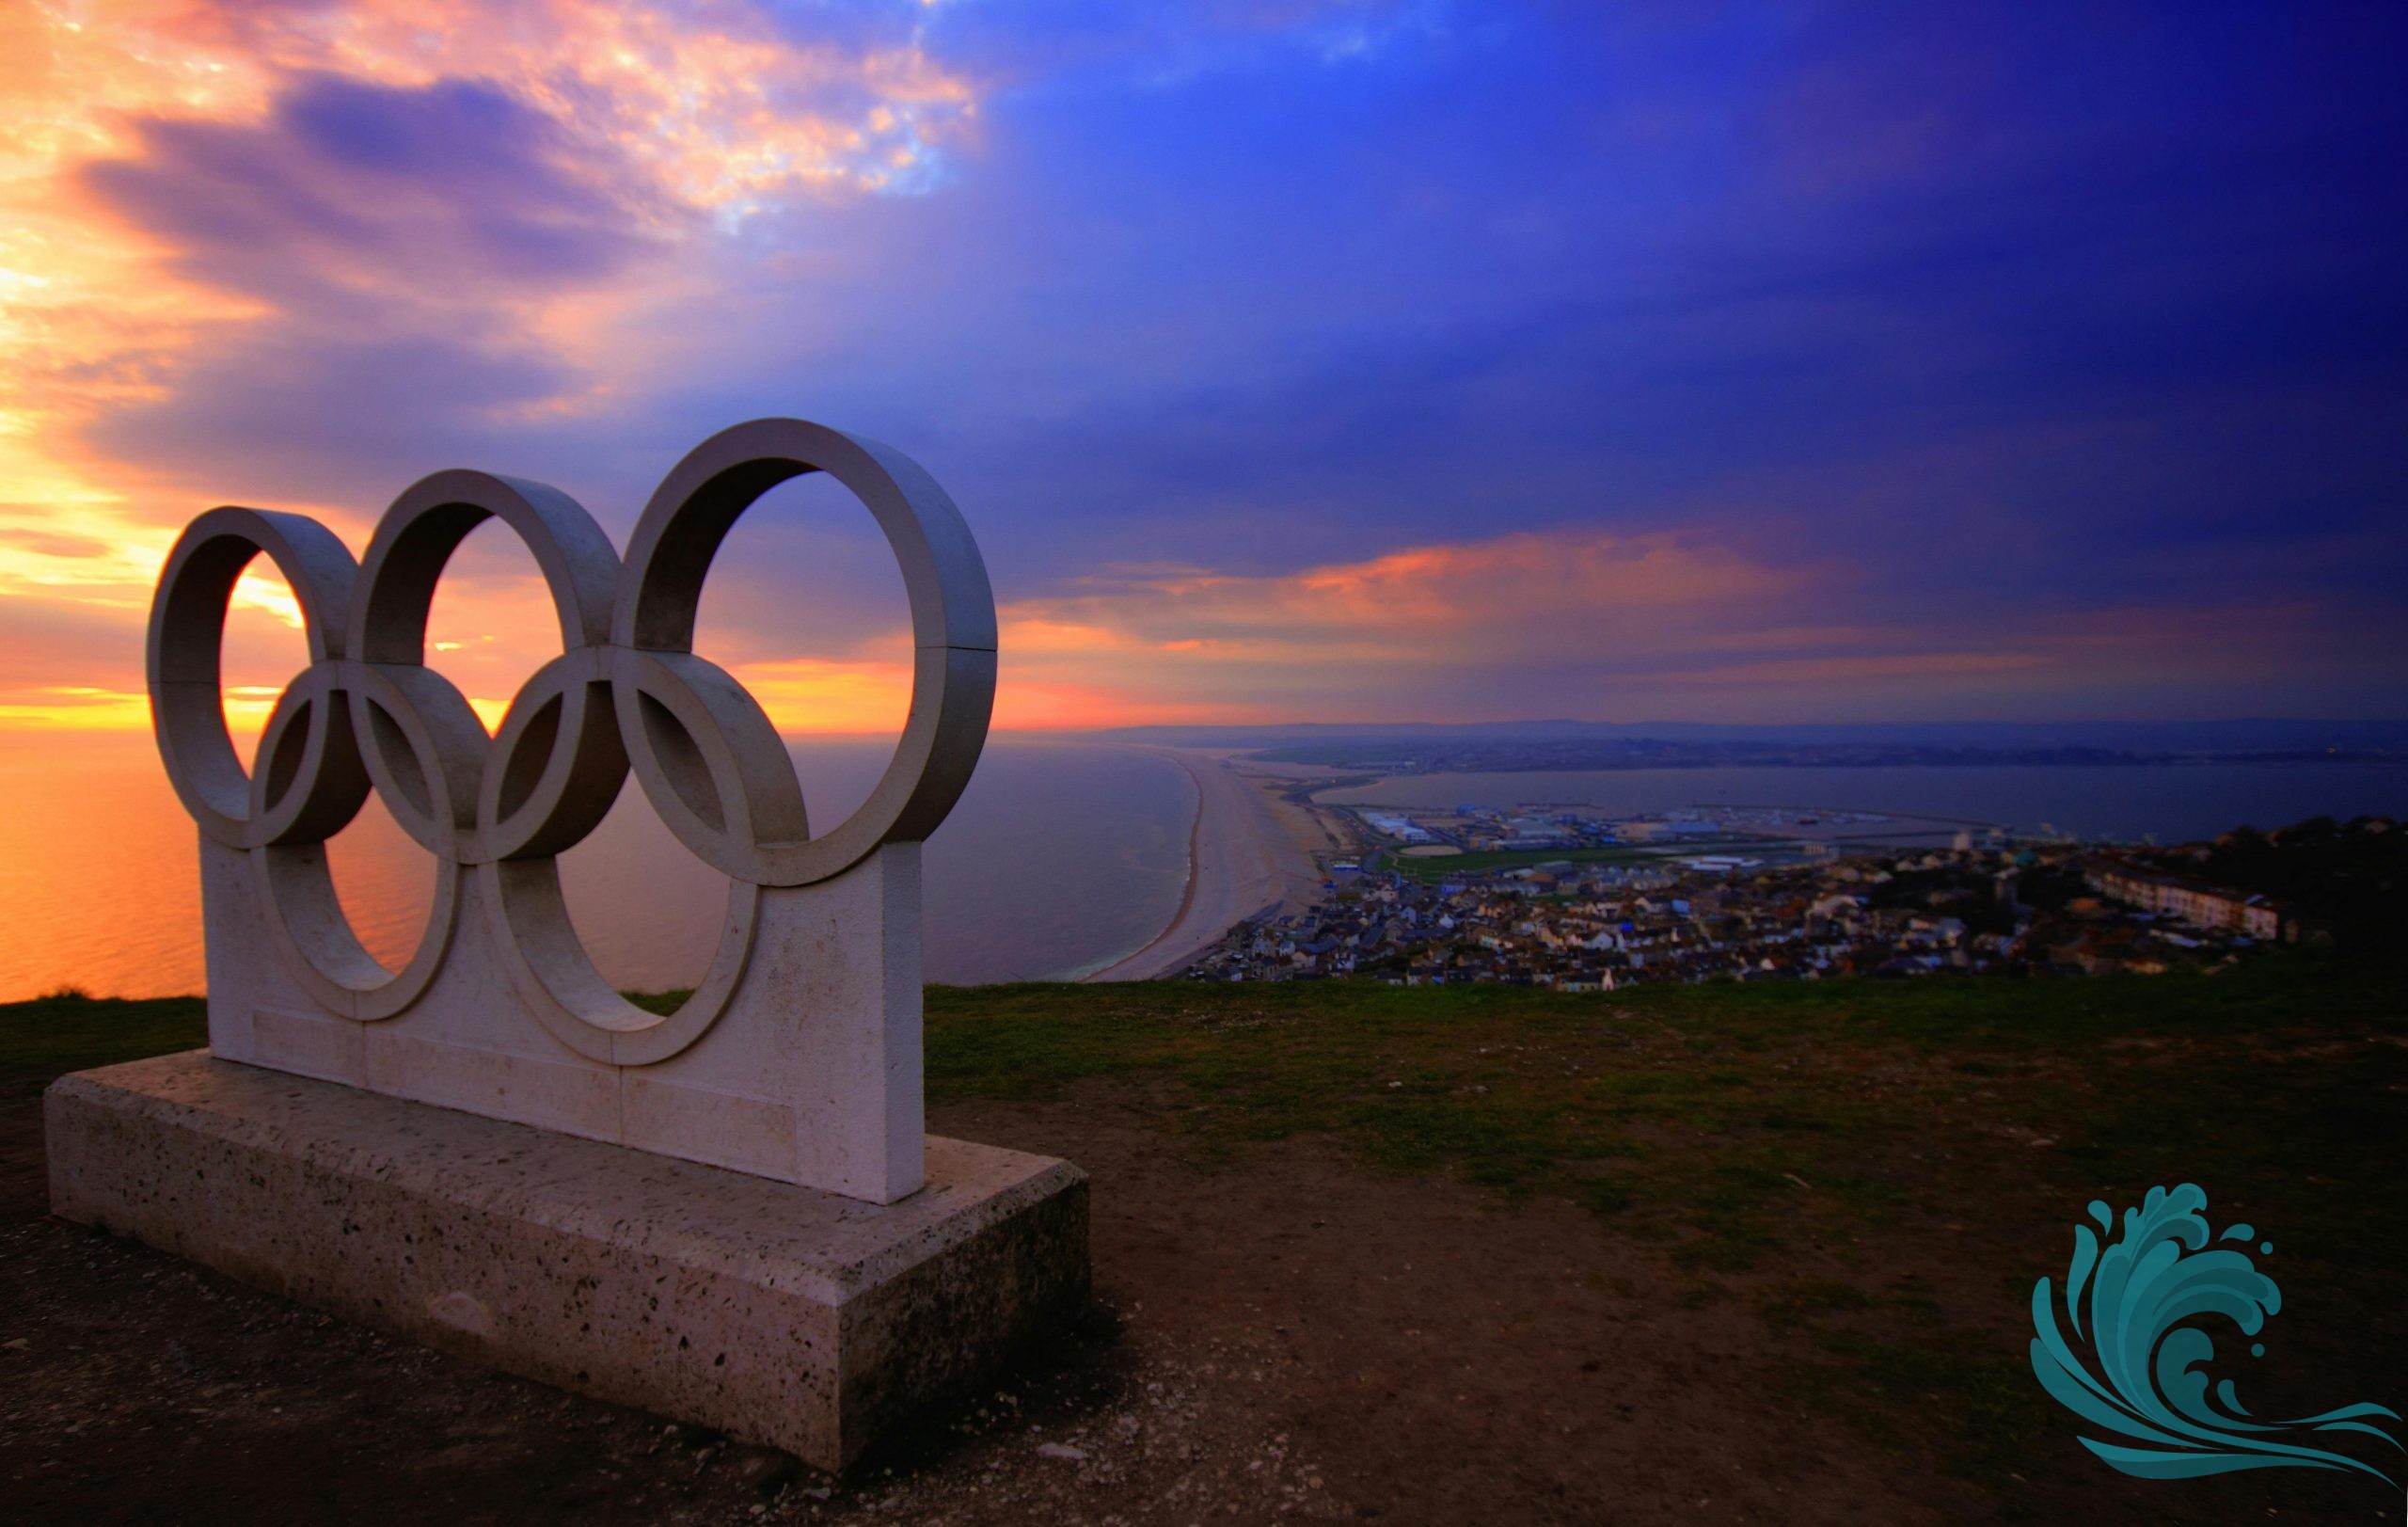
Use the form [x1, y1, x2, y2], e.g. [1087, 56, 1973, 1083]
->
[59, 0, 2408, 723]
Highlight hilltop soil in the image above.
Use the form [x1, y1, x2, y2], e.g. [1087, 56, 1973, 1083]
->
[3, 1060, 2394, 1526]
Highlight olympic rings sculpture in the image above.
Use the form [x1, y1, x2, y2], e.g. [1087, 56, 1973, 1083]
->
[147, 419, 995, 1065]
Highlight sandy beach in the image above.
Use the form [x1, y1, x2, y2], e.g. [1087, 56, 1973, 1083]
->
[1085, 748, 1341, 981]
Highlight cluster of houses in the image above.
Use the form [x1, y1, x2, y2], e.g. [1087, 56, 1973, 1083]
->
[1180, 840, 2297, 987]
[2082, 857, 2285, 939]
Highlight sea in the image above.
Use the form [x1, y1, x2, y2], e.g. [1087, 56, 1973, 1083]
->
[4, 741, 2401, 1004]
[0, 735, 1195, 1004]
[1319, 762, 2408, 844]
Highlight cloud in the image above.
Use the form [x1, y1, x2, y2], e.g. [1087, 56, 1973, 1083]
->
[80, 324, 588, 511]
[992, 523, 2408, 724]
[0, 0, 987, 688]
[995, 524, 1829, 720]
[0, 527, 115, 561]
[4, 0, 981, 436]
[1020, 529, 1798, 653]
[1, 0, 2401, 740]
[80, 72, 668, 318]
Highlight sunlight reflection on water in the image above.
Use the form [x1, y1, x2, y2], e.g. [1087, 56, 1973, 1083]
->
[0, 736, 1191, 1002]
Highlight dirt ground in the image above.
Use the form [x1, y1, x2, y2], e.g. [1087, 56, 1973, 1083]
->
[0, 1074, 2392, 1526]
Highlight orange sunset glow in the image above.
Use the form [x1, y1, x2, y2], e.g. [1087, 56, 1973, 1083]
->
[3, 0, 2402, 742]
[0, 0, 981, 735]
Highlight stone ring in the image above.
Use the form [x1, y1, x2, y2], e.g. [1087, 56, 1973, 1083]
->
[144, 419, 996, 1055]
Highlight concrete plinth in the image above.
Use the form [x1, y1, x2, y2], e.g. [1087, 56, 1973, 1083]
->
[45, 1051, 1089, 1471]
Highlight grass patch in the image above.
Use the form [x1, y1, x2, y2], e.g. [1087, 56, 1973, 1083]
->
[1380, 844, 1674, 881]
[1376, 837, 1815, 883]
[8, 949, 2400, 1494]
[24, 959, 2394, 1264]
[0, 990, 204, 1094]
[1786, 1332, 2058, 1484]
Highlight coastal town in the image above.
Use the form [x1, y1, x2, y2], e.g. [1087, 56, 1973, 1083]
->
[1179, 798, 2396, 987]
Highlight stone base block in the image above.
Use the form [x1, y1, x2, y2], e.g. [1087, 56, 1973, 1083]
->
[44, 1051, 1089, 1471]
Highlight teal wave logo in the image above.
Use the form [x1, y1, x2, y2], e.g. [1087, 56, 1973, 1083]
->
[2031, 1183, 2399, 1485]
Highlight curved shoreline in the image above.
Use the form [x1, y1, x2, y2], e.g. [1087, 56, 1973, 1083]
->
[1084, 748, 1327, 982]
[1059, 750, 1206, 981]
[1155, 756, 1212, 954]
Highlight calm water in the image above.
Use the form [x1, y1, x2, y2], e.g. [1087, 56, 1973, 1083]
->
[10, 746, 2402, 1005]
[0, 735, 1195, 1003]
[1321, 763, 2408, 843]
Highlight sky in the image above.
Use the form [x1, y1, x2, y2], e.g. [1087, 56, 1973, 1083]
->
[3, 0, 2403, 739]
